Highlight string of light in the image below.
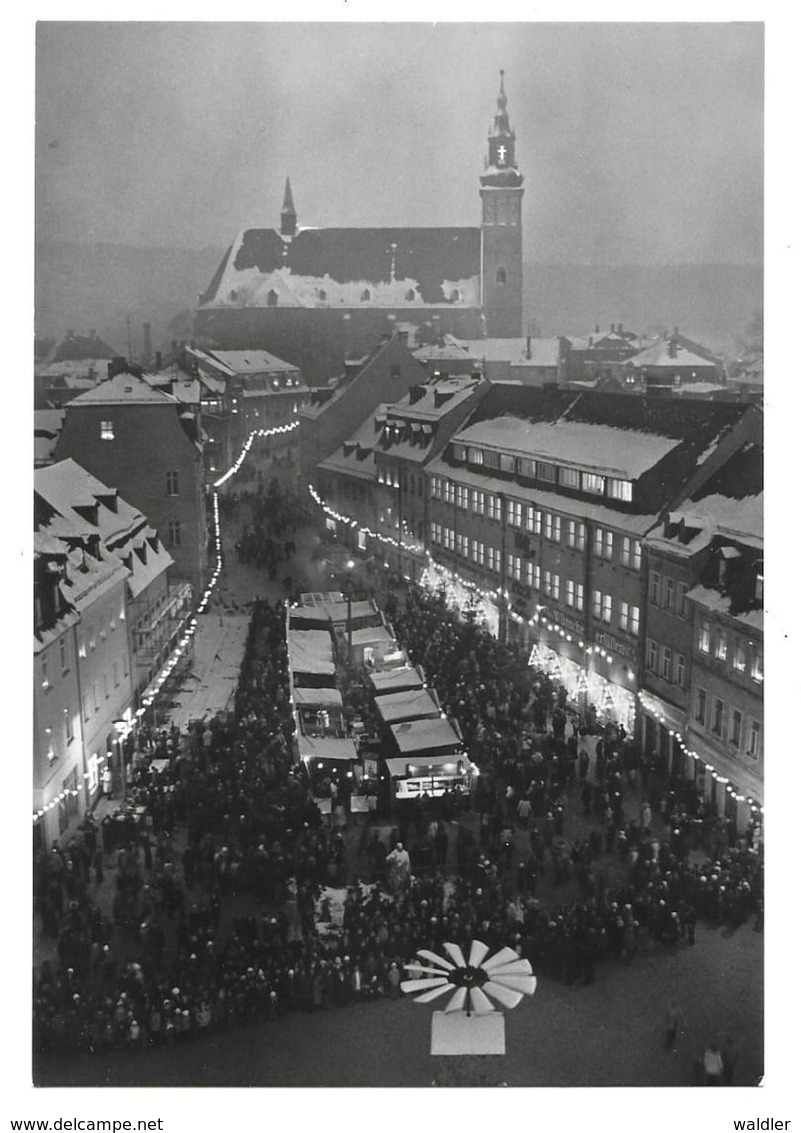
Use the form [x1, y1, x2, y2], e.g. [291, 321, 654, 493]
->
[34, 421, 298, 826]
[308, 485, 420, 554]
[636, 690, 763, 817]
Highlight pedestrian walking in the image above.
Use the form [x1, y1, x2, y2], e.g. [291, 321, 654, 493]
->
[703, 1042, 724, 1084]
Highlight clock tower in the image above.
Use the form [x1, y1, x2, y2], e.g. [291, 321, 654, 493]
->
[480, 71, 524, 338]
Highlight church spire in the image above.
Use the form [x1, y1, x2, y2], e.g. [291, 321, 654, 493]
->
[484, 69, 519, 174]
[280, 177, 297, 238]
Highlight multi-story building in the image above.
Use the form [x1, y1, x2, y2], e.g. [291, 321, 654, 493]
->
[53, 370, 208, 596]
[318, 373, 489, 583]
[422, 386, 760, 732]
[34, 459, 184, 846]
[299, 331, 429, 487]
[640, 443, 763, 828]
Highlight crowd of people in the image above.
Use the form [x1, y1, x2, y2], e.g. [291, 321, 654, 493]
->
[32, 562, 763, 1061]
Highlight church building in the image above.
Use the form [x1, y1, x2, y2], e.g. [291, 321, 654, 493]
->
[194, 74, 525, 385]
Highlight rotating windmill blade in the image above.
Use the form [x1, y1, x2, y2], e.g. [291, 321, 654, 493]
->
[402, 940, 537, 1017]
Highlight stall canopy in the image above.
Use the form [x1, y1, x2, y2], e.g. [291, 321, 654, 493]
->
[290, 595, 382, 629]
[350, 626, 397, 652]
[296, 735, 359, 762]
[389, 717, 462, 755]
[384, 753, 463, 778]
[369, 663, 425, 694]
[375, 687, 441, 725]
[292, 687, 344, 709]
[287, 629, 335, 676]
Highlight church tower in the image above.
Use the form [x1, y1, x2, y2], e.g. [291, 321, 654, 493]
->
[480, 72, 524, 338]
[281, 177, 297, 238]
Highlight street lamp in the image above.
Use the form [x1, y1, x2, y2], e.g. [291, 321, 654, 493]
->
[344, 559, 355, 663]
[113, 719, 128, 805]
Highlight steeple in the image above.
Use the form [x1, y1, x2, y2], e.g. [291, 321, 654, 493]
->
[482, 70, 522, 184]
[280, 177, 297, 238]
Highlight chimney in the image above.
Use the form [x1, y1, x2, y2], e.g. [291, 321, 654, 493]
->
[617, 323, 623, 334]
[673, 326, 679, 338]
[154, 350, 163, 371]
[526, 335, 532, 360]
[409, 384, 426, 405]
[668, 338, 677, 359]
[66, 329, 75, 340]
[595, 324, 600, 334]
[142, 322, 153, 366]
[108, 356, 127, 379]
[610, 323, 615, 333]
[397, 329, 409, 346]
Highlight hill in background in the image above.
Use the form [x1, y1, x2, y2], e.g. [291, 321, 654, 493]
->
[34, 241, 762, 362]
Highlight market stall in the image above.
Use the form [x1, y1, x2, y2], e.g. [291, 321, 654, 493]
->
[368, 662, 426, 695]
[374, 687, 442, 726]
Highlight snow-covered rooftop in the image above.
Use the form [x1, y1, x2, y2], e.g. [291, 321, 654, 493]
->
[453, 415, 679, 479]
[68, 370, 180, 407]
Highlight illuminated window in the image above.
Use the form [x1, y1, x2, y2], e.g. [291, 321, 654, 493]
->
[733, 640, 746, 672]
[698, 620, 711, 653]
[582, 472, 605, 496]
[751, 650, 763, 684]
[567, 520, 586, 551]
[100, 420, 114, 441]
[471, 490, 485, 515]
[544, 513, 561, 542]
[487, 495, 502, 522]
[507, 499, 523, 527]
[715, 633, 728, 662]
[608, 478, 632, 501]
[559, 467, 581, 490]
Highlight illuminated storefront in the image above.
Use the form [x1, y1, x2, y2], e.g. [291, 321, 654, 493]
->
[419, 557, 500, 638]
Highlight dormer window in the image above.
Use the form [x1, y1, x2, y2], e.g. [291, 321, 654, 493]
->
[267, 290, 278, 306]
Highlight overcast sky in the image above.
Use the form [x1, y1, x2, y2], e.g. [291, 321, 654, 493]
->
[35, 21, 763, 264]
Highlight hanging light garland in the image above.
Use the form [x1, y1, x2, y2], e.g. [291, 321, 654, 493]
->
[34, 421, 299, 827]
[636, 689, 763, 817]
[308, 485, 420, 554]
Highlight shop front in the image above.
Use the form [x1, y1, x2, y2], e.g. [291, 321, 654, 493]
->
[527, 622, 636, 733]
[420, 557, 500, 638]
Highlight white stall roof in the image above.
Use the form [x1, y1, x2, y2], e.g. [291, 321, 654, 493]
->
[350, 626, 396, 649]
[290, 598, 380, 625]
[288, 629, 335, 675]
[369, 664, 424, 693]
[375, 688, 441, 724]
[297, 735, 359, 762]
[293, 687, 344, 708]
[390, 717, 461, 754]
[385, 753, 463, 778]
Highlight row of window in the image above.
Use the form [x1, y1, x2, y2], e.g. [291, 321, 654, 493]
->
[82, 662, 126, 721]
[430, 482, 641, 566]
[694, 689, 761, 759]
[448, 445, 633, 502]
[646, 638, 687, 687]
[696, 620, 763, 682]
[648, 571, 690, 616]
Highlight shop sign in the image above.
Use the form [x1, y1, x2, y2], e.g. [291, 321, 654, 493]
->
[594, 630, 636, 662]
[546, 608, 584, 637]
